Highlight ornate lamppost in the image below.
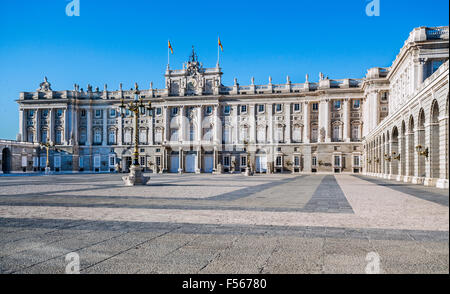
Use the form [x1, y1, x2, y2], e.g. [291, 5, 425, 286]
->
[243, 140, 252, 176]
[39, 137, 55, 175]
[119, 83, 152, 186]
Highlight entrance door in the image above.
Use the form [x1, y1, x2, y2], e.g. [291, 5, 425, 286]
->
[2, 148, 11, 173]
[170, 155, 179, 173]
[204, 155, 213, 173]
[185, 154, 196, 173]
[255, 155, 267, 173]
[124, 157, 132, 173]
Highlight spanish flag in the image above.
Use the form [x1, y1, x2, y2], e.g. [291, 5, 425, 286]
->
[218, 37, 223, 52]
[168, 40, 173, 54]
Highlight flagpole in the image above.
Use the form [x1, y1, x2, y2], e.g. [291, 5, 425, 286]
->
[217, 37, 220, 66]
[168, 40, 170, 67]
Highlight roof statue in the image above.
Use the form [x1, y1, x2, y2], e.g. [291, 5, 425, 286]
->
[37, 76, 52, 91]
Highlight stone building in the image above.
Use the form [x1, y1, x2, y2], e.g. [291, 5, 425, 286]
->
[3, 26, 448, 188]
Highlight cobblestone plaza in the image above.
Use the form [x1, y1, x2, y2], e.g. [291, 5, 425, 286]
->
[0, 173, 447, 274]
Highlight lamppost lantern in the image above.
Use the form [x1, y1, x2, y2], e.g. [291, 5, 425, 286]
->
[415, 145, 429, 158]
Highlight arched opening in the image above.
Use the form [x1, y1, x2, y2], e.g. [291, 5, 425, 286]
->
[400, 121, 406, 176]
[391, 126, 399, 176]
[2, 148, 12, 173]
[418, 109, 426, 178]
[430, 100, 440, 179]
[408, 116, 415, 177]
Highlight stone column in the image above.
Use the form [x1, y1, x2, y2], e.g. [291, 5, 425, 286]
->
[303, 101, 310, 143]
[213, 105, 221, 145]
[285, 103, 291, 143]
[35, 109, 40, 143]
[118, 111, 123, 145]
[163, 106, 170, 142]
[149, 111, 154, 146]
[318, 100, 330, 142]
[343, 99, 350, 142]
[64, 107, 70, 145]
[86, 108, 92, 146]
[232, 105, 238, 144]
[437, 114, 449, 188]
[197, 106, 203, 142]
[249, 104, 256, 144]
[424, 122, 433, 186]
[73, 107, 78, 145]
[267, 104, 273, 144]
[49, 108, 55, 144]
[19, 108, 25, 142]
[178, 147, 183, 173]
[195, 147, 200, 173]
[102, 109, 107, 146]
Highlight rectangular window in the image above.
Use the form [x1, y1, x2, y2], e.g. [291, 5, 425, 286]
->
[28, 110, 35, 118]
[55, 130, 62, 144]
[94, 155, 101, 168]
[156, 108, 162, 115]
[312, 103, 318, 111]
[294, 156, 300, 166]
[334, 101, 341, 109]
[33, 157, 39, 167]
[241, 105, 247, 113]
[353, 99, 360, 109]
[258, 104, 265, 113]
[95, 110, 102, 118]
[276, 104, 282, 112]
[223, 156, 230, 166]
[42, 109, 49, 118]
[205, 106, 212, 115]
[156, 156, 161, 166]
[240, 156, 247, 167]
[81, 109, 86, 117]
[110, 109, 116, 118]
[353, 155, 360, 167]
[109, 155, 115, 167]
[54, 155, 61, 168]
[172, 107, 178, 115]
[56, 109, 63, 117]
[276, 156, 282, 167]
[223, 105, 231, 114]
[140, 156, 146, 166]
[312, 156, 317, 166]
[334, 155, 341, 167]
[294, 103, 300, 112]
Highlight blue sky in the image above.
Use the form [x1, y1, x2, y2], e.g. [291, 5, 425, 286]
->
[0, 0, 448, 139]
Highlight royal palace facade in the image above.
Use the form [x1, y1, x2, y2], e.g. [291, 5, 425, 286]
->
[1, 26, 448, 188]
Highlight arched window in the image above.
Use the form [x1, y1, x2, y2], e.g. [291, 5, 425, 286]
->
[257, 126, 266, 143]
[55, 129, 62, 145]
[155, 128, 162, 144]
[139, 129, 147, 144]
[292, 125, 302, 143]
[108, 129, 116, 145]
[79, 128, 87, 145]
[94, 129, 102, 144]
[124, 128, 132, 144]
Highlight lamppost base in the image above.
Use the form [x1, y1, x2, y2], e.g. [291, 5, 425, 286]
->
[122, 165, 150, 186]
[44, 167, 51, 175]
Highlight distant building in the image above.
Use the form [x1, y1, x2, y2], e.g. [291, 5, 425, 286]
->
[2, 26, 448, 188]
